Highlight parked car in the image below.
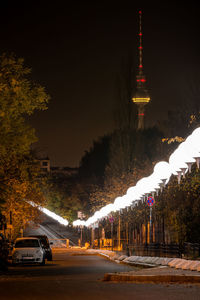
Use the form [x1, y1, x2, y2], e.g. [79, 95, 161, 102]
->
[29, 235, 53, 261]
[0, 234, 9, 271]
[12, 237, 45, 265]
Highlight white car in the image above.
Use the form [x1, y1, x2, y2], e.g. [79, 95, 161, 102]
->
[12, 237, 45, 265]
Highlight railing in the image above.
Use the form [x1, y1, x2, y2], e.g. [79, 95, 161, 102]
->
[183, 242, 200, 259]
[98, 239, 200, 259]
[126, 243, 181, 258]
[49, 238, 70, 248]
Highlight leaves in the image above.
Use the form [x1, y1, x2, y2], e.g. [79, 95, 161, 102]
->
[0, 53, 50, 238]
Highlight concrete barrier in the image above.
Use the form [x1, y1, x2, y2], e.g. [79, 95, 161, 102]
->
[190, 261, 200, 271]
[168, 258, 182, 267]
[149, 257, 161, 264]
[95, 249, 200, 272]
[174, 259, 187, 269]
[117, 255, 127, 261]
[160, 258, 174, 266]
[182, 260, 195, 270]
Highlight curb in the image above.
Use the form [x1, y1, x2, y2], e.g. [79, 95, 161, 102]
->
[96, 250, 200, 272]
[121, 260, 156, 268]
[103, 273, 200, 284]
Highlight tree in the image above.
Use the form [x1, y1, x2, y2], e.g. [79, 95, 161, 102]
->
[79, 135, 110, 185]
[42, 171, 85, 223]
[0, 53, 49, 161]
[0, 53, 50, 237]
[3, 178, 45, 240]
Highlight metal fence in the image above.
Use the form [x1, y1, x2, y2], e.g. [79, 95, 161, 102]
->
[49, 238, 70, 248]
[98, 239, 200, 259]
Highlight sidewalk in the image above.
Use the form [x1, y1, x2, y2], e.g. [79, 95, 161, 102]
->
[86, 249, 200, 284]
[103, 266, 200, 284]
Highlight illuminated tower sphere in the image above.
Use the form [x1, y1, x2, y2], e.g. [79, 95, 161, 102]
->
[132, 10, 151, 130]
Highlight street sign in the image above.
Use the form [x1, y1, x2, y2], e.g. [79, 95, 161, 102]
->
[147, 196, 155, 207]
[109, 216, 114, 223]
[77, 211, 86, 219]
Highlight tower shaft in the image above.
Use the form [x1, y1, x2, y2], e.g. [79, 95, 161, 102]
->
[137, 104, 145, 130]
[132, 10, 151, 130]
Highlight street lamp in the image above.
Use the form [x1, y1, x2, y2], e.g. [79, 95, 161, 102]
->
[169, 150, 188, 184]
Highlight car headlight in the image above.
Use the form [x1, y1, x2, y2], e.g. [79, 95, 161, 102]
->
[36, 250, 42, 256]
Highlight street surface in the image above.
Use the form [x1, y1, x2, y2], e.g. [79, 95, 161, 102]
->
[1, 249, 200, 300]
[24, 215, 79, 247]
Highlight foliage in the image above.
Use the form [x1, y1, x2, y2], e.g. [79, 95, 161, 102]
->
[43, 173, 84, 223]
[160, 167, 200, 244]
[3, 178, 45, 240]
[89, 127, 164, 212]
[0, 53, 49, 160]
[0, 53, 50, 237]
[79, 135, 110, 185]
[84, 125, 200, 246]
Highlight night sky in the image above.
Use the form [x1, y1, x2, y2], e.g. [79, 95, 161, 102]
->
[1, 2, 200, 167]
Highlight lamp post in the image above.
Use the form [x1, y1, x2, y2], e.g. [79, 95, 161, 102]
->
[91, 226, 95, 248]
[80, 225, 83, 247]
[147, 196, 155, 244]
[109, 215, 114, 251]
[111, 221, 114, 251]
[118, 212, 121, 251]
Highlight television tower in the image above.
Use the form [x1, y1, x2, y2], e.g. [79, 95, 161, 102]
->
[132, 10, 151, 130]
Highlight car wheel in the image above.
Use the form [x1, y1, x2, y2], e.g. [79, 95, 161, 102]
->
[40, 256, 45, 266]
[47, 254, 52, 261]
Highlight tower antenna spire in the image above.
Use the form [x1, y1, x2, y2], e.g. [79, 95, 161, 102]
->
[132, 9, 151, 130]
[139, 10, 143, 75]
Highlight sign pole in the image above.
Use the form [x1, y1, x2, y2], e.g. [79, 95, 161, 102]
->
[150, 206, 152, 244]
[80, 226, 83, 247]
[109, 215, 114, 251]
[111, 222, 113, 251]
[118, 213, 121, 251]
[147, 196, 155, 244]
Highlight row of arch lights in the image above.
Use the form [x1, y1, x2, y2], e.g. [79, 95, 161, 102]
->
[73, 127, 200, 228]
[28, 201, 69, 226]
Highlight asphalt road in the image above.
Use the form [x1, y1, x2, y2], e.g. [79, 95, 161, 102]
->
[24, 215, 80, 246]
[1, 249, 200, 300]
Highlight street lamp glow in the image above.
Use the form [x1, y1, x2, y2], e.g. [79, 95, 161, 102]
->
[99, 204, 114, 218]
[28, 201, 69, 226]
[113, 196, 124, 212]
[126, 186, 142, 200]
[169, 150, 188, 175]
[73, 220, 85, 227]
[153, 161, 172, 182]
[73, 127, 200, 227]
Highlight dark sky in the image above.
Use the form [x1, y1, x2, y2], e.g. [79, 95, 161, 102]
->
[1, 2, 200, 167]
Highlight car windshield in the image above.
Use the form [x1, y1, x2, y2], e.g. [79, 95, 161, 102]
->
[15, 239, 40, 248]
[40, 238, 49, 247]
[32, 236, 49, 247]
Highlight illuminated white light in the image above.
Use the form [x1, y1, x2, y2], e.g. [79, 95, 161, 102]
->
[99, 204, 114, 218]
[183, 137, 200, 160]
[126, 186, 142, 200]
[169, 148, 188, 175]
[136, 177, 152, 195]
[41, 207, 69, 226]
[72, 127, 200, 227]
[153, 161, 172, 182]
[28, 201, 69, 226]
[113, 196, 123, 212]
[73, 220, 85, 227]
